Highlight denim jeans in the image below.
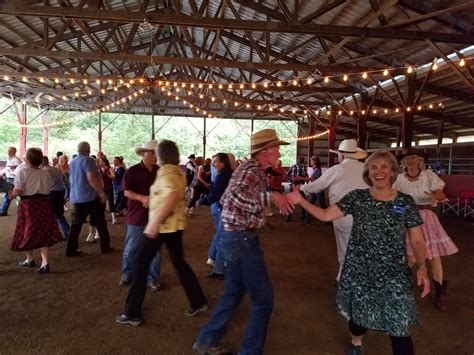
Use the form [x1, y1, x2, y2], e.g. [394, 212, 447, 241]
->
[122, 224, 161, 283]
[197, 230, 274, 355]
[0, 177, 14, 213]
[208, 203, 225, 274]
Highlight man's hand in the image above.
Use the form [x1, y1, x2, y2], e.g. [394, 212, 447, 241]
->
[272, 192, 294, 215]
[141, 195, 150, 208]
[286, 185, 303, 205]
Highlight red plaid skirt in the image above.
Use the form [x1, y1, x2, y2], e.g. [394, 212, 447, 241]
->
[11, 196, 62, 251]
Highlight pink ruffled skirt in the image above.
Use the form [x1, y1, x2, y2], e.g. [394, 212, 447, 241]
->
[407, 209, 459, 259]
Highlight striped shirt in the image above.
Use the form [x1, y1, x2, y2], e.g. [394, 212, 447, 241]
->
[220, 159, 272, 231]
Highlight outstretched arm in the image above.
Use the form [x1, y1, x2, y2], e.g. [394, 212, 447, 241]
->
[287, 187, 343, 221]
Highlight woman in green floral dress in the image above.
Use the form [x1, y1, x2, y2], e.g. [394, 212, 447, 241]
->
[288, 150, 430, 355]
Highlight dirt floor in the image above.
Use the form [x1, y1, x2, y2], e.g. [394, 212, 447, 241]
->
[0, 202, 473, 355]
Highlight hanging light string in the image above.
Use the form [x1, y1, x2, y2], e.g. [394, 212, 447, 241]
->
[154, 79, 447, 117]
[92, 88, 146, 114]
[283, 129, 330, 142]
[1, 54, 471, 92]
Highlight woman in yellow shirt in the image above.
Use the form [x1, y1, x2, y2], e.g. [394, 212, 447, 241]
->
[116, 140, 207, 327]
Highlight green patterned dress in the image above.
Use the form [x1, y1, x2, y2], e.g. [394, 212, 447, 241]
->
[335, 189, 423, 337]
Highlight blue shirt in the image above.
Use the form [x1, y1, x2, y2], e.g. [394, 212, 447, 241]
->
[210, 165, 218, 182]
[69, 154, 99, 204]
[201, 167, 232, 208]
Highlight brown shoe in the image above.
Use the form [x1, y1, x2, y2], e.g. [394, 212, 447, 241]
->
[434, 280, 447, 311]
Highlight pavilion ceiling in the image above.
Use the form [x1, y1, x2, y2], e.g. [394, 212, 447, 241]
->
[0, 0, 473, 144]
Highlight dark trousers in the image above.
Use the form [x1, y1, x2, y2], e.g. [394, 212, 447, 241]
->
[188, 184, 209, 208]
[66, 198, 111, 255]
[349, 320, 414, 355]
[124, 230, 206, 318]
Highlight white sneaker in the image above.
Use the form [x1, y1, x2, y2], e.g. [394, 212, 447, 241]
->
[86, 233, 95, 242]
[111, 213, 117, 225]
[206, 258, 215, 267]
[93, 231, 100, 241]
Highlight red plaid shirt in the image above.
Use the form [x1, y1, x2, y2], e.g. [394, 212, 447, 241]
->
[220, 159, 272, 231]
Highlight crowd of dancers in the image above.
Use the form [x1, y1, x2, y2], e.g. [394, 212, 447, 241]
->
[0, 129, 459, 355]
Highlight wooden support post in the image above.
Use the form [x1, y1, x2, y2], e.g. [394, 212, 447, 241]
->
[17, 103, 27, 159]
[203, 116, 207, 158]
[98, 112, 102, 153]
[396, 127, 401, 152]
[437, 120, 444, 160]
[251, 118, 254, 133]
[358, 92, 368, 149]
[328, 108, 338, 167]
[308, 114, 316, 161]
[151, 112, 155, 140]
[41, 110, 49, 157]
[402, 73, 416, 148]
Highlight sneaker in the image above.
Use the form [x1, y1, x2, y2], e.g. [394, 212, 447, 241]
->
[185, 304, 208, 317]
[18, 259, 35, 268]
[206, 258, 215, 267]
[85, 233, 95, 242]
[115, 313, 143, 327]
[192, 342, 232, 355]
[119, 279, 131, 287]
[93, 231, 100, 241]
[147, 281, 162, 291]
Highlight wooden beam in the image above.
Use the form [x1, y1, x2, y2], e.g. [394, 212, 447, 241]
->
[0, 46, 393, 73]
[0, 5, 472, 44]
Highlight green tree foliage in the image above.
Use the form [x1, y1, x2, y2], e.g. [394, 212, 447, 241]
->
[0, 98, 297, 166]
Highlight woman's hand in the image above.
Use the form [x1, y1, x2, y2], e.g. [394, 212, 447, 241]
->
[417, 265, 430, 298]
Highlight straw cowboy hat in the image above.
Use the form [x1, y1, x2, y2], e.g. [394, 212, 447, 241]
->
[250, 129, 289, 154]
[329, 139, 367, 160]
[135, 139, 158, 155]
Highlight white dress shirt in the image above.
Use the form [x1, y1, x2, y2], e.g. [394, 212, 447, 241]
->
[300, 158, 368, 204]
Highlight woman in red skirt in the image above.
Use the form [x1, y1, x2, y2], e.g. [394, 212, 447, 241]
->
[11, 148, 62, 274]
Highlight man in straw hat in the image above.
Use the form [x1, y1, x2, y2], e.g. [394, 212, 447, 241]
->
[66, 141, 112, 256]
[192, 129, 294, 355]
[118, 140, 162, 290]
[300, 139, 368, 281]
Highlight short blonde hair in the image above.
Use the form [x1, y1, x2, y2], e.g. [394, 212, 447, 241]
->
[362, 150, 400, 186]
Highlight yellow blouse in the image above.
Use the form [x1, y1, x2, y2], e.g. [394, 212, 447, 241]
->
[148, 164, 187, 233]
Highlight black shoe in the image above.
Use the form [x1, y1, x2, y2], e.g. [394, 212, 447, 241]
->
[192, 342, 232, 355]
[37, 265, 50, 274]
[18, 260, 35, 268]
[66, 250, 82, 257]
[348, 345, 362, 355]
[0, 211, 7, 216]
[185, 304, 208, 317]
[115, 313, 143, 327]
[101, 246, 114, 254]
[207, 271, 224, 280]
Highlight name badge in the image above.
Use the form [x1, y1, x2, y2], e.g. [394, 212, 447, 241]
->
[392, 205, 406, 214]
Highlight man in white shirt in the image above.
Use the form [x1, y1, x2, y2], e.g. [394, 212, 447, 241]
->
[300, 139, 368, 280]
[1, 146, 22, 216]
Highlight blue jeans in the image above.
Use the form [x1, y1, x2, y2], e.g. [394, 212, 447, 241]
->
[208, 203, 225, 274]
[197, 230, 274, 355]
[57, 216, 70, 239]
[0, 177, 14, 213]
[122, 224, 161, 283]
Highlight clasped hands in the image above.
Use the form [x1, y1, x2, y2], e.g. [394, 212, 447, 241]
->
[273, 186, 305, 215]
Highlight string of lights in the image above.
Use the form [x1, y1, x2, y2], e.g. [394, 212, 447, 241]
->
[1, 55, 470, 92]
